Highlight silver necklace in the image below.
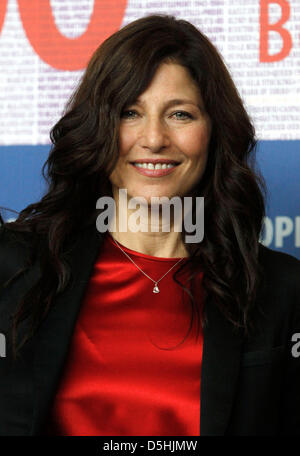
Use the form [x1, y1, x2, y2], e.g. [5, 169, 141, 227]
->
[112, 237, 184, 294]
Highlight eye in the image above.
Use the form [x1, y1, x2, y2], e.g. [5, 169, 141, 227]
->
[172, 111, 193, 120]
[120, 109, 138, 119]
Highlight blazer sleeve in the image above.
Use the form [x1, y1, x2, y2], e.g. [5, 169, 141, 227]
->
[280, 263, 300, 435]
[0, 224, 37, 347]
[259, 245, 300, 435]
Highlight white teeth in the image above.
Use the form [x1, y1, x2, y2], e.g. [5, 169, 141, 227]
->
[134, 163, 176, 170]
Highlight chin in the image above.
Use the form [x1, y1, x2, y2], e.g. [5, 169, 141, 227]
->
[135, 192, 178, 204]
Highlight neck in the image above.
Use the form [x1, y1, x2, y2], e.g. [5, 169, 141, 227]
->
[111, 229, 189, 258]
[109, 190, 189, 258]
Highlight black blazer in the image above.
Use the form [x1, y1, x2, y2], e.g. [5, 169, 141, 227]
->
[0, 223, 300, 436]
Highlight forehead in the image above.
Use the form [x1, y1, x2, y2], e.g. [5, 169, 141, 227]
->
[136, 63, 202, 103]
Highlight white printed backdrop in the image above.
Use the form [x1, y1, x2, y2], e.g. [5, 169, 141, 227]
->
[0, 0, 299, 257]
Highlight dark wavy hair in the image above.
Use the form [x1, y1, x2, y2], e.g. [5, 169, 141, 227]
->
[2, 14, 266, 359]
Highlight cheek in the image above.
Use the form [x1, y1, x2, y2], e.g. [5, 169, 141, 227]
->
[180, 128, 210, 160]
[119, 127, 135, 156]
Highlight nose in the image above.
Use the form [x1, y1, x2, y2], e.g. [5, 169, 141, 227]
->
[139, 117, 170, 153]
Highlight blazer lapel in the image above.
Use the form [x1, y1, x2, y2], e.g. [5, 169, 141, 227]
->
[200, 299, 244, 435]
[30, 224, 104, 435]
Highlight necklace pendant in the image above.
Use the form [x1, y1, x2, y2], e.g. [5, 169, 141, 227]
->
[153, 283, 160, 293]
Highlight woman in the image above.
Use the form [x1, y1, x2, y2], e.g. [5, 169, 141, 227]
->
[0, 14, 299, 436]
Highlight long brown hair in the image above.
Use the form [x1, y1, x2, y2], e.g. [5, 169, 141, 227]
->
[2, 14, 266, 359]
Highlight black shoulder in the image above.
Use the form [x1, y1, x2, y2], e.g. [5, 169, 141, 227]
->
[258, 243, 300, 272]
[258, 243, 300, 293]
[0, 224, 35, 288]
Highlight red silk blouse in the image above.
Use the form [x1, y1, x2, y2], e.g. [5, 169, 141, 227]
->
[46, 233, 204, 435]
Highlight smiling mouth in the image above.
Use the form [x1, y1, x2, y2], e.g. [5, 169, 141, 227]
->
[130, 160, 180, 170]
[129, 161, 180, 177]
[132, 162, 178, 170]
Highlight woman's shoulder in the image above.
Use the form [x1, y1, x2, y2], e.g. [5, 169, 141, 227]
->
[258, 243, 300, 300]
[0, 223, 35, 254]
[0, 224, 37, 288]
[258, 243, 300, 279]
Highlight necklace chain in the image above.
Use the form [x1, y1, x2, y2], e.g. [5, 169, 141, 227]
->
[111, 236, 184, 293]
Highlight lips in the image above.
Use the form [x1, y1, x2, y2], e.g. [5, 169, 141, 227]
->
[131, 158, 180, 164]
[130, 160, 180, 177]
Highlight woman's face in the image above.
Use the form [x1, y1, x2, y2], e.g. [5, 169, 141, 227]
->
[109, 62, 212, 203]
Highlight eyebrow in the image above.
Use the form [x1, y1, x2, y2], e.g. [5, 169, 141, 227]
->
[133, 98, 204, 111]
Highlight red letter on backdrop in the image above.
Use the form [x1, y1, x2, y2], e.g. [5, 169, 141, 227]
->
[260, 0, 292, 62]
[17, 0, 127, 71]
[0, 0, 8, 35]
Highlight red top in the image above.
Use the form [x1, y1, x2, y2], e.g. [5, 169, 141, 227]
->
[46, 233, 204, 436]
